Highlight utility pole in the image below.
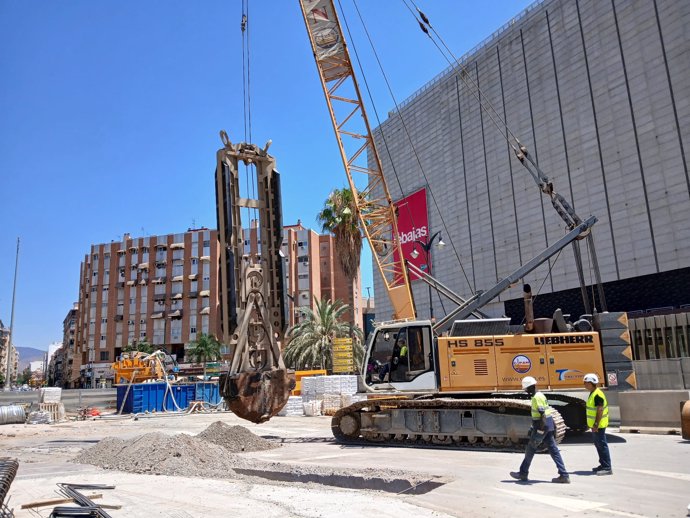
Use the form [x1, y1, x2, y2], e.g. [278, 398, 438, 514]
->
[5, 238, 20, 391]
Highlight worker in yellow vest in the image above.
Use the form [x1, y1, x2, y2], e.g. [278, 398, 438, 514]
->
[510, 376, 570, 483]
[584, 373, 612, 475]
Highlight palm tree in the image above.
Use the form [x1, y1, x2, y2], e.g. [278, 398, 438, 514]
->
[123, 339, 154, 355]
[187, 333, 222, 380]
[284, 297, 364, 372]
[317, 188, 362, 328]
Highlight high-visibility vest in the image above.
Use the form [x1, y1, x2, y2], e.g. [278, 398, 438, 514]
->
[531, 391, 553, 419]
[586, 387, 609, 428]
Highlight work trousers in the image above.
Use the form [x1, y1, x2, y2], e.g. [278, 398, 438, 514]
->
[592, 428, 611, 470]
[519, 430, 568, 477]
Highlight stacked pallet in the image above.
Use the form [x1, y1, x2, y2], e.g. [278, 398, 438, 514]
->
[300, 375, 360, 416]
[277, 396, 304, 417]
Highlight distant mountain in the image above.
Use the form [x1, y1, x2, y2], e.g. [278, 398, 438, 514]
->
[16, 347, 46, 372]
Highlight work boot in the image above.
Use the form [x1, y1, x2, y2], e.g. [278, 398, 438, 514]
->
[510, 471, 528, 481]
[592, 465, 604, 472]
[551, 475, 571, 484]
[596, 469, 613, 476]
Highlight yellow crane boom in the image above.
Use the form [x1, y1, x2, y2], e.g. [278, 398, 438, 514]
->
[298, 0, 415, 320]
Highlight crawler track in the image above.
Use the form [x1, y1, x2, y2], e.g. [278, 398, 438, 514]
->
[331, 398, 566, 452]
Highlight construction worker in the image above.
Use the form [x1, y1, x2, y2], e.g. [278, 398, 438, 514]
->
[584, 373, 612, 475]
[510, 376, 570, 483]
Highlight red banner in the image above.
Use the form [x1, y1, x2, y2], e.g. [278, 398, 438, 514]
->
[394, 188, 430, 281]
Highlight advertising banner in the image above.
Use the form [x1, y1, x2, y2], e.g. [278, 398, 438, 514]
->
[394, 188, 430, 281]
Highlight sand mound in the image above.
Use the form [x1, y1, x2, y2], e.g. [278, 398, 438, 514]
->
[196, 422, 279, 453]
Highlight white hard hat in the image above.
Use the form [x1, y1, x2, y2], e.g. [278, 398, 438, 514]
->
[583, 373, 599, 384]
[521, 376, 537, 389]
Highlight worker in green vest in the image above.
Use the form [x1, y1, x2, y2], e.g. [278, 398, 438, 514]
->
[510, 376, 570, 483]
[584, 373, 612, 475]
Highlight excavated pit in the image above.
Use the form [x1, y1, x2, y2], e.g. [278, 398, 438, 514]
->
[73, 421, 447, 494]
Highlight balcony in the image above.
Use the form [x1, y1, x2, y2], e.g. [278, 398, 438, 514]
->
[199, 290, 210, 298]
[114, 315, 124, 322]
[170, 242, 185, 250]
[188, 291, 198, 298]
[151, 312, 164, 319]
[168, 310, 182, 319]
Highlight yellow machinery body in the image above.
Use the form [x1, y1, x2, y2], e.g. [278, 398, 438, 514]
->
[112, 354, 165, 385]
[438, 332, 605, 392]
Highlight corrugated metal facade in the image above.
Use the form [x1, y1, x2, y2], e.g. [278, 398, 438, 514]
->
[371, 0, 690, 322]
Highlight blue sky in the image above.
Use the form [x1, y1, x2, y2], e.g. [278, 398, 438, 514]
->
[0, 0, 533, 350]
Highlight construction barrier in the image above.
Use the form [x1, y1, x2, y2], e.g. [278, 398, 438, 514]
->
[595, 312, 636, 390]
[619, 389, 690, 433]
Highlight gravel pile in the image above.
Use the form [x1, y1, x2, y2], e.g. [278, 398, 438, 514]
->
[74, 431, 252, 477]
[73, 423, 440, 493]
[196, 422, 279, 453]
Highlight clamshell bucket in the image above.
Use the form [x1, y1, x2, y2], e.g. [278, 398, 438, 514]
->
[221, 368, 295, 423]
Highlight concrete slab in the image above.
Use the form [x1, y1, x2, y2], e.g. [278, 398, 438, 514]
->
[0, 412, 688, 517]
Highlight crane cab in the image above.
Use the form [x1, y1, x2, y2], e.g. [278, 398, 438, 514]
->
[363, 321, 437, 392]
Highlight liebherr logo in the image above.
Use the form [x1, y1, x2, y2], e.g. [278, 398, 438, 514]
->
[533, 335, 594, 345]
[398, 225, 428, 244]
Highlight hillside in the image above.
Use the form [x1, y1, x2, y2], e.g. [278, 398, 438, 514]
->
[15, 346, 46, 372]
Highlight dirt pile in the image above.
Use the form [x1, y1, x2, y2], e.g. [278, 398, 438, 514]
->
[74, 431, 250, 477]
[197, 422, 279, 453]
[73, 422, 442, 494]
[74, 422, 279, 476]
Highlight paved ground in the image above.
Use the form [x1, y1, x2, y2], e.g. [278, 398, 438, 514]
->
[1, 410, 688, 518]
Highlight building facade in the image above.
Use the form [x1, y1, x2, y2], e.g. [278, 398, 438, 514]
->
[280, 221, 363, 331]
[58, 304, 78, 388]
[0, 319, 18, 386]
[372, 0, 690, 327]
[73, 228, 220, 387]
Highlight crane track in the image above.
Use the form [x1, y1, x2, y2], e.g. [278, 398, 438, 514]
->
[331, 398, 566, 452]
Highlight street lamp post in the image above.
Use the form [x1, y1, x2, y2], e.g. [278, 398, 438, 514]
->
[410, 231, 445, 320]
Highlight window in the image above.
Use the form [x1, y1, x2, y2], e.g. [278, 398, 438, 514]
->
[91, 287, 97, 293]
[100, 351, 109, 361]
[100, 335, 106, 341]
[104, 253, 110, 260]
[298, 257, 309, 263]
[191, 258, 198, 265]
[103, 286, 109, 292]
[93, 271, 99, 277]
[92, 254, 99, 261]
[141, 247, 149, 253]
[101, 318, 107, 324]
[140, 319, 145, 324]
[203, 240, 210, 247]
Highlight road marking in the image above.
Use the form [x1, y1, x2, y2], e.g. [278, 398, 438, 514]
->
[619, 468, 690, 482]
[597, 508, 648, 518]
[495, 488, 605, 512]
[495, 489, 647, 517]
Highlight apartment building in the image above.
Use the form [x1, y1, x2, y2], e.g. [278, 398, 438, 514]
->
[0, 318, 18, 386]
[72, 228, 220, 387]
[59, 303, 78, 388]
[280, 221, 362, 330]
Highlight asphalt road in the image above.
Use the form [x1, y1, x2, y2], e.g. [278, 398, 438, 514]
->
[1, 411, 688, 517]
